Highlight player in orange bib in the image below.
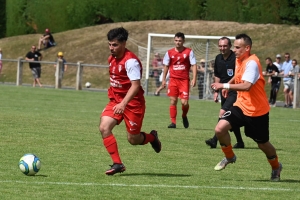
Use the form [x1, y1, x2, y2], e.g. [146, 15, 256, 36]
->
[210, 33, 282, 181]
[99, 27, 161, 175]
[161, 32, 197, 129]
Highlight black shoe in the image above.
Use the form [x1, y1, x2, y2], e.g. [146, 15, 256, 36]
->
[233, 142, 245, 148]
[182, 116, 189, 128]
[205, 138, 217, 148]
[105, 163, 126, 175]
[150, 130, 161, 153]
[168, 123, 176, 128]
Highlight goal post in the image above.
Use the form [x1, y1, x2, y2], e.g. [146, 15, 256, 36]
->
[144, 33, 235, 99]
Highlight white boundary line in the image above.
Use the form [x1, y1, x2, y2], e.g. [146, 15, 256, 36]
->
[0, 180, 298, 192]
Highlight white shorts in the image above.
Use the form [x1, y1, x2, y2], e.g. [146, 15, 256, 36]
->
[283, 80, 291, 90]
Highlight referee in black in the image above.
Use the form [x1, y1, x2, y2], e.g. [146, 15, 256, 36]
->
[205, 37, 245, 148]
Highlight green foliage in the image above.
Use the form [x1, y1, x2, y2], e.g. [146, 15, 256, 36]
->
[5, 0, 300, 37]
[206, 0, 282, 24]
[0, 0, 6, 38]
[6, 0, 36, 36]
[279, 0, 300, 24]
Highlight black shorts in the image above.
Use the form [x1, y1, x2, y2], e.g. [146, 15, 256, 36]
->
[221, 90, 237, 111]
[31, 67, 41, 79]
[221, 106, 269, 143]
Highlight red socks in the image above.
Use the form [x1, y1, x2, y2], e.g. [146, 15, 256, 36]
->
[170, 105, 177, 124]
[103, 134, 122, 164]
[141, 132, 155, 145]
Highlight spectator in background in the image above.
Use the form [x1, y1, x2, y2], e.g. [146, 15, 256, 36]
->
[54, 52, 68, 79]
[265, 57, 280, 107]
[154, 68, 170, 96]
[25, 45, 43, 87]
[273, 54, 282, 71]
[0, 48, 2, 75]
[38, 28, 56, 50]
[288, 59, 300, 108]
[280, 53, 293, 107]
[152, 53, 163, 95]
[197, 59, 205, 99]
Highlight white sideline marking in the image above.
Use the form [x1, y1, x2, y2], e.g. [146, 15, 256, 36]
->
[0, 180, 298, 192]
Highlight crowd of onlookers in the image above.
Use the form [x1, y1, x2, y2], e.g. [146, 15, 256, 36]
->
[0, 28, 68, 88]
[264, 53, 299, 108]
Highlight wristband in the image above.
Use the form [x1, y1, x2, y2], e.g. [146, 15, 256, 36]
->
[223, 83, 230, 89]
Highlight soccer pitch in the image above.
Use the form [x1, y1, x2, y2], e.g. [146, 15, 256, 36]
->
[0, 85, 299, 199]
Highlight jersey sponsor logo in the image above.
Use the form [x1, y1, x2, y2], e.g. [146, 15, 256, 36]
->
[227, 69, 234, 76]
[173, 65, 186, 70]
[110, 77, 122, 88]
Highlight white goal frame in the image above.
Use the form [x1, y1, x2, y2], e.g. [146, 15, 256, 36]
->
[145, 33, 235, 98]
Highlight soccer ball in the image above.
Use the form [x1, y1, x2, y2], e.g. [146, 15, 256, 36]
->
[85, 82, 91, 88]
[19, 154, 41, 176]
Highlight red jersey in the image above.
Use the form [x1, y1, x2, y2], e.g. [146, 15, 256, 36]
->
[164, 47, 195, 80]
[107, 49, 145, 106]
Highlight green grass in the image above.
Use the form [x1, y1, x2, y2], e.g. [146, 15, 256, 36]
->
[0, 85, 300, 199]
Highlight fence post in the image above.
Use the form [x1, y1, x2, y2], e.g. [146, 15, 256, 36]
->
[76, 61, 83, 90]
[293, 72, 299, 108]
[16, 57, 23, 86]
[55, 59, 62, 89]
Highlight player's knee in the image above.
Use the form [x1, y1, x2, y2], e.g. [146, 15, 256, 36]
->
[99, 124, 108, 135]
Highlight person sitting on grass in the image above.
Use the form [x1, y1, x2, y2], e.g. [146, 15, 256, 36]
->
[38, 28, 56, 50]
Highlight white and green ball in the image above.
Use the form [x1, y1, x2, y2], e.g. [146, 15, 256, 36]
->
[19, 154, 41, 176]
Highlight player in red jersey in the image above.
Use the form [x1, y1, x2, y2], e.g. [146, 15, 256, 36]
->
[161, 32, 197, 128]
[99, 27, 161, 175]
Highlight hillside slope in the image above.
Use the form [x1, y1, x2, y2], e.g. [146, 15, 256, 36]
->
[1, 20, 300, 64]
[0, 20, 300, 92]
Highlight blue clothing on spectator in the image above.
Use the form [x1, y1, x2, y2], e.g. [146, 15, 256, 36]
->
[281, 60, 292, 81]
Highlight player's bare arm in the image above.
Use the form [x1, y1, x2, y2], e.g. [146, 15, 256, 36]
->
[113, 80, 140, 114]
[190, 64, 197, 87]
[213, 76, 221, 102]
[161, 65, 169, 88]
[211, 80, 253, 92]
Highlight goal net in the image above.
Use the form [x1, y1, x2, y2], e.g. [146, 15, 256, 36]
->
[138, 33, 235, 99]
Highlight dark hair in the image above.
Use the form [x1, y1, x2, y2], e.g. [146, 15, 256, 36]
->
[219, 37, 231, 46]
[235, 33, 252, 47]
[107, 27, 128, 42]
[292, 59, 297, 64]
[175, 32, 185, 40]
[265, 57, 272, 62]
